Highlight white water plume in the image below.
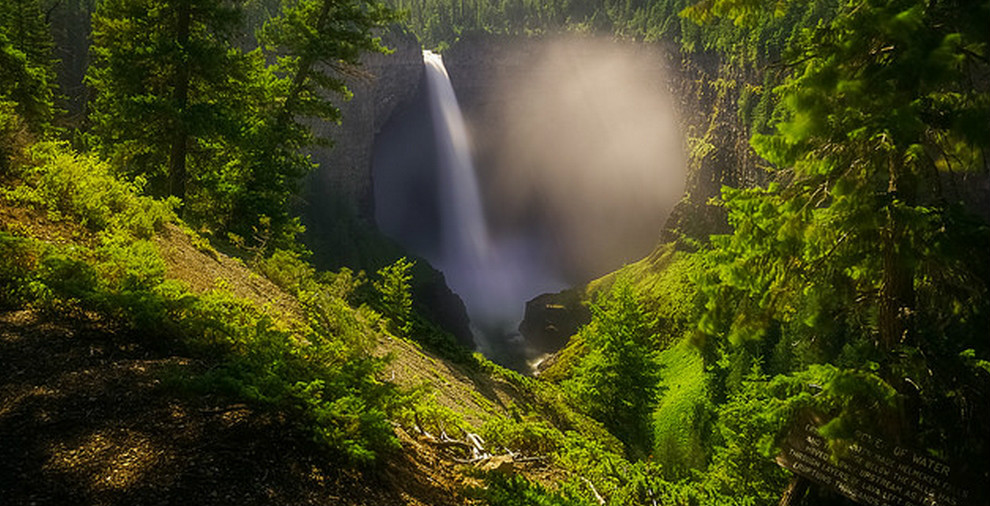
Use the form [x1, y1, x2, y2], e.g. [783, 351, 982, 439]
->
[422, 50, 564, 355]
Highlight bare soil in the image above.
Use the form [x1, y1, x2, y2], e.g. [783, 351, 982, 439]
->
[0, 309, 470, 505]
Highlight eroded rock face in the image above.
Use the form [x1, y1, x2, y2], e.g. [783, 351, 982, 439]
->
[302, 28, 425, 222]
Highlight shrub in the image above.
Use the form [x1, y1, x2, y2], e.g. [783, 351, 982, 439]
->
[471, 474, 594, 506]
[2, 142, 176, 236]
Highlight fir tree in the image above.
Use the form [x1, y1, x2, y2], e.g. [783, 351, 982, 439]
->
[566, 277, 662, 459]
[0, 0, 57, 131]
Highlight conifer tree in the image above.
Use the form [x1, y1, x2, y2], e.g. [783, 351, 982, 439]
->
[566, 278, 662, 458]
[86, 0, 248, 205]
[0, 0, 58, 131]
[86, 0, 394, 243]
[694, 0, 989, 466]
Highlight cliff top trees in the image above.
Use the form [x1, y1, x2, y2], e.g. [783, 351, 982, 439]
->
[86, 0, 394, 244]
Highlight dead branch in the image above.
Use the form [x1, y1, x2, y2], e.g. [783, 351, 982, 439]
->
[580, 477, 606, 505]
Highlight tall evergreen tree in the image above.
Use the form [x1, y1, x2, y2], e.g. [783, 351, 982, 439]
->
[86, 0, 248, 206]
[86, 0, 394, 242]
[566, 278, 662, 459]
[0, 0, 58, 131]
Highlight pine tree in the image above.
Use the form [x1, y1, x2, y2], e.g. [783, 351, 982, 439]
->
[86, 0, 250, 205]
[86, 0, 394, 243]
[566, 277, 662, 459]
[0, 0, 57, 131]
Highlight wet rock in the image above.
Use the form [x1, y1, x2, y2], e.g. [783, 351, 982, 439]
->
[519, 289, 590, 356]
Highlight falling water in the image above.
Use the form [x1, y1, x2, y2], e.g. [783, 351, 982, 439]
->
[423, 50, 490, 295]
[374, 43, 684, 370]
[421, 50, 563, 360]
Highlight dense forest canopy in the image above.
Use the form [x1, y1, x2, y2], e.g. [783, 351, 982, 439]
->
[1, 0, 988, 504]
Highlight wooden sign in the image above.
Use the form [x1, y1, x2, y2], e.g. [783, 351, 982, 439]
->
[777, 421, 969, 506]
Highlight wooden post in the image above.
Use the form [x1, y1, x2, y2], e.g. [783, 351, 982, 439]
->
[778, 475, 809, 506]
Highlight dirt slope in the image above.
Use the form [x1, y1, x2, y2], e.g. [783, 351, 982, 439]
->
[0, 201, 553, 505]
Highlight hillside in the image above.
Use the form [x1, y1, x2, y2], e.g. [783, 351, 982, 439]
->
[0, 154, 596, 504]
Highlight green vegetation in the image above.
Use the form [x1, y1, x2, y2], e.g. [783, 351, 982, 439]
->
[1, 0, 988, 504]
[0, 140, 402, 463]
[86, 0, 394, 246]
[564, 277, 662, 459]
[0, 0, 58, 132]
[395, 0, 989, 503]
[391, 0, 834, 62]
[374, 256, 415, 335]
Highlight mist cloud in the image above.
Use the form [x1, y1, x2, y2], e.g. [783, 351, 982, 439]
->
[476, 36, 685, 282]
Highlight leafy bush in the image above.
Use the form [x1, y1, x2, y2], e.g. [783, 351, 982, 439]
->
[480, 416, 562, 455]
[393, 387, 470, 441]
[0, 231, 43, 306]
[2, 142, 176, 236]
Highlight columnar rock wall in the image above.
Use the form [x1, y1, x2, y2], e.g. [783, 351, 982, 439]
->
[442, 32, 766, 248]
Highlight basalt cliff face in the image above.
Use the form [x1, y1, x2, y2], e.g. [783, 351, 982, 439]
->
[442, 32, 766, 246]
[301, 28, 425, 224]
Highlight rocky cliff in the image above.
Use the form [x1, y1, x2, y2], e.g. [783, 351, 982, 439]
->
[301, 27, 425, 223]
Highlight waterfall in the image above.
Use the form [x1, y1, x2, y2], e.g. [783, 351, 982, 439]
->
[374, 42, 684, 371]
[423, 50, 490, 294]
[421, 50, 562, 359]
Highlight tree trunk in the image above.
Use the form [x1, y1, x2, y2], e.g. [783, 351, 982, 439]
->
[878, 154, 916, 350]
[168, 0, 192, 202]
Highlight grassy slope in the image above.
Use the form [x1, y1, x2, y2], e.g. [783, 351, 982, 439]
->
[0, 142, 616, 505]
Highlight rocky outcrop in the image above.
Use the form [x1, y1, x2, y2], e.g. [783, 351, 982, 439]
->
[518, 289, 591, 356]
[658, 52, 768, 245]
